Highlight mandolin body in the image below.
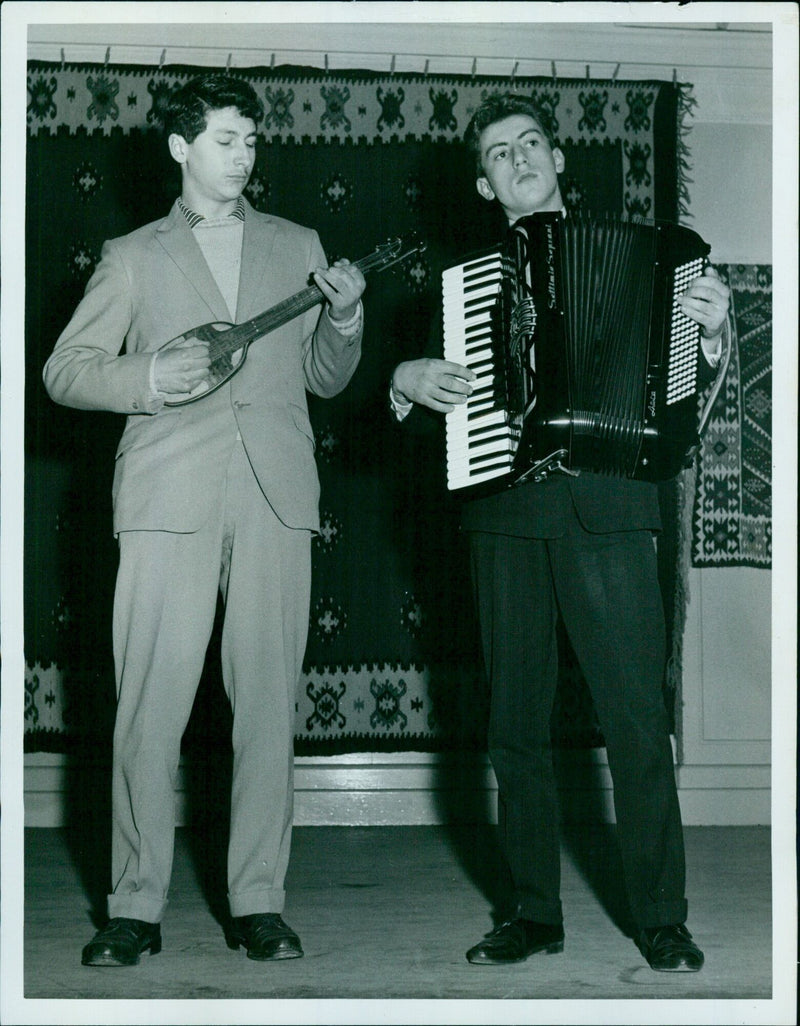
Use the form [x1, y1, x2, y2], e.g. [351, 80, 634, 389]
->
[160, 321, 250, 406]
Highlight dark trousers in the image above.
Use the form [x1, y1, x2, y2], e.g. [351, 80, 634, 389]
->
[468, 519, 688, 930]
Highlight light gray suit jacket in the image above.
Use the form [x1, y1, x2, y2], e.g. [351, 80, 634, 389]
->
[44, 198, 362, 535]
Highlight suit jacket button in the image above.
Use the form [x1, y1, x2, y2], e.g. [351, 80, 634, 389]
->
[132, 400, 140, 410]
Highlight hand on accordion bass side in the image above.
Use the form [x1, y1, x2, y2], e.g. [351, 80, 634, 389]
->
[676, 264, 731, 345]
[391, 358, 476, 413]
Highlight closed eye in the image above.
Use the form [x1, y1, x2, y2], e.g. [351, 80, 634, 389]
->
[217, 135, 257, 148]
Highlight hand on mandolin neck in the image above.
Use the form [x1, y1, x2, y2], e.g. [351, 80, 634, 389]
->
[159, 234, 425, 407]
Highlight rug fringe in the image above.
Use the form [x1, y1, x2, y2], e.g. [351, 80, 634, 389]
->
[676, 82, 698, 221]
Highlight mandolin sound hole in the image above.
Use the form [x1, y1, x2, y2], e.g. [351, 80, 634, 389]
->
[207, 347, 244, 386]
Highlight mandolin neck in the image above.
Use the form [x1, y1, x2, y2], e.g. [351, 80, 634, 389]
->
[215, 249, 387, 357]
[239, 282, 325, 343]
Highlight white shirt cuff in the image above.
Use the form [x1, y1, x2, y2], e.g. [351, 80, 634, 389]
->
[328, 301, 363, 338]
[390, 386, 413, 421]
[701, 333, 723, 367]
[149, 351, 164, 398]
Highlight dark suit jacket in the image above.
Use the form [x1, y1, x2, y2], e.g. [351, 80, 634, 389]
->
[44, 197, 362, 535]
[402, 267, 718, 541]
[459, 469, 662, 538]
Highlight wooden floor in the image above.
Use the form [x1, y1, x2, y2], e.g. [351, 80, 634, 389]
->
[16, 821, 777, 1023]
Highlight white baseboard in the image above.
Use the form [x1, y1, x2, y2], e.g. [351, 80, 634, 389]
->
[23, 750, 771, 827]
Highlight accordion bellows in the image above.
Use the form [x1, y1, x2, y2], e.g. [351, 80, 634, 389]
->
[443, 212, 711, 493]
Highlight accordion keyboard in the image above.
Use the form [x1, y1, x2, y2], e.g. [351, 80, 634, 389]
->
[442, 250, 513, 491]
[667, 255, 706, 404]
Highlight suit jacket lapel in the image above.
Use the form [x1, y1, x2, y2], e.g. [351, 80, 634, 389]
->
[156, 202, 232, 322]
[236, 199, 279, 322]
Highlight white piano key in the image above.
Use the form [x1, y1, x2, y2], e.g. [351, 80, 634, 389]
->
[443, 252, 509, 492]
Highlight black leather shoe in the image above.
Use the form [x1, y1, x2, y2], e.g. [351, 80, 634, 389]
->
[229, 913, 304, 961]
[466, 918, 564, 965]
[81, 917, 162, 967]
[638, 923, 704, 972]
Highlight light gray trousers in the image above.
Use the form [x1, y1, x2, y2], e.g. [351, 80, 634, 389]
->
[108, 441, 312, 922]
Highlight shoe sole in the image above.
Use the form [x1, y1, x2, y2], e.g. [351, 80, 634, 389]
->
[228, 933, 304, 961]
[640, 940, 704, 972]
[467, 940, 564, 964]
[83, 954, 142, 967]
[648, 960, 704, 972]
[82, 939, 161, 967]
[246, 947, 304, 961]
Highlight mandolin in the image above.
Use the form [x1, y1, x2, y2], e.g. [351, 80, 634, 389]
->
[162, 234, 426, 406]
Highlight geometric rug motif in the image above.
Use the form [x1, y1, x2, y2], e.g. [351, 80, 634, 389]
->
[24, 61, 693, 755]
[24, 661, 491, 755]
[691, 264, 772, 569]
[296, 663, 488, 754]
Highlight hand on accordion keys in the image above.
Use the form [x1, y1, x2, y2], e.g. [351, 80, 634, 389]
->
[677, 264, 731, 360]
[391, 358, 477, 413]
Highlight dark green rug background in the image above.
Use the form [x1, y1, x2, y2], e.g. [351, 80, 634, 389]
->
[24, 62, 690, 755]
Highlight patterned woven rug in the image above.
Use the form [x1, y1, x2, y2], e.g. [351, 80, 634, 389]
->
[24, 60, 693, 754]
[691, 264, 772, 569]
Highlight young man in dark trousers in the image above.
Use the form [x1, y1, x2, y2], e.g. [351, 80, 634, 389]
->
[391, 92, 730, 972]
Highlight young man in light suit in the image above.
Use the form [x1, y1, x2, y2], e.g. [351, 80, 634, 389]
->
[44, 73, 366, 967]
[391, 93, 730, 972]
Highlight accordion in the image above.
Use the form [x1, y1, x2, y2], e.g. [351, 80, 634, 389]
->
[443, 212, 726, 494]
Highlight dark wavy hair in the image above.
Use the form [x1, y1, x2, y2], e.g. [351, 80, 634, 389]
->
[464, 92, 557, 177]
[161, 73, 264, 141]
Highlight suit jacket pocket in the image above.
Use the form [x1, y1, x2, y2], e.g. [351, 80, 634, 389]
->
[115, 409, 181, 460]
[111, 410, 223, 533]
[288, 401, 316, 452]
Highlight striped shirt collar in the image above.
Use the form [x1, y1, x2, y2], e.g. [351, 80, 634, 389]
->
[178, 196, 246, 228]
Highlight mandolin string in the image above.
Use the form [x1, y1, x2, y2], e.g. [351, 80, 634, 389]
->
[203, 245, 410, 364]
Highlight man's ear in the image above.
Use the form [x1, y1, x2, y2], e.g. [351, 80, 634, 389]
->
[168, 133, 188, 165]
[553, 147, 566, 174]
[476, 177, 495, 203]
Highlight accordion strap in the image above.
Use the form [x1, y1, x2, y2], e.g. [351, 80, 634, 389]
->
[697, 314, 733, 440]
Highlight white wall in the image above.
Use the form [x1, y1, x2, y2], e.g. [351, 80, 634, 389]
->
[690, 124, 772, 264]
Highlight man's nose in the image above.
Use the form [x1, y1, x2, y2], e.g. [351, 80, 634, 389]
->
[512, 147, 528, 166]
